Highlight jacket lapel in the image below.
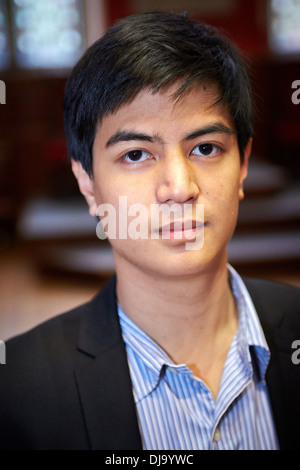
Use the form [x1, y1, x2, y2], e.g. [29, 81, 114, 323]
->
[74, 276, 142, 450]
[73, 274, 299, 450]
[243, 277, 300, 450]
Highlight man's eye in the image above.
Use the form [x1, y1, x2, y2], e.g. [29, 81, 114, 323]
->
[122, 150, 150, 163]
[191, 143, 220, 157]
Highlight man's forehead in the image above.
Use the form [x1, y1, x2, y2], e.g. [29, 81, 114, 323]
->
[111, 81, 221, 114]
[95, 82, 232, 140]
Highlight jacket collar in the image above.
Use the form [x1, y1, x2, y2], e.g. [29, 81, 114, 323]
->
[74, 275, 143, 450]
[242, 276, 300, 450]
[74, 274, 299, 450]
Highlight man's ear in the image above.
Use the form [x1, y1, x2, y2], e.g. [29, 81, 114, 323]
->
[71, 160, 98, 216]
[239, 138, 252, 201]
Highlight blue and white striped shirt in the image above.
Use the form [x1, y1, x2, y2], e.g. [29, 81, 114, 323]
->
[118, 265, 279, 450]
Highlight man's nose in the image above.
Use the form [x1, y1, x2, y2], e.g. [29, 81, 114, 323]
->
[155, 150, 200, 204]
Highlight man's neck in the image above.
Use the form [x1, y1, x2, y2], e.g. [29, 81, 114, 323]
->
[115, 254, 238, 378]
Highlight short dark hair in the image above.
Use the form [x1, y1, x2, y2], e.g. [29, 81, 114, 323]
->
[64, 11, 253, 176]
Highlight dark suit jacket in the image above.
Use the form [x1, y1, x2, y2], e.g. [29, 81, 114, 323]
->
[0, 275, 299, 450]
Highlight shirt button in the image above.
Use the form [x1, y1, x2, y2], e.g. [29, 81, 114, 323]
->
[213, 429, 221, 442]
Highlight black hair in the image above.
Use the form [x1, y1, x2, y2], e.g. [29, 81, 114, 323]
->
[63, 11, 253, 176]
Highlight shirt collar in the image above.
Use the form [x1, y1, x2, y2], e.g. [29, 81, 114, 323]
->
[118, 306, 172, 399]
[228, 264, 270, 381]
[118, 265, 271, 402]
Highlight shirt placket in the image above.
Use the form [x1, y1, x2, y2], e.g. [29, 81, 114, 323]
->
[210, 347, 253, 449]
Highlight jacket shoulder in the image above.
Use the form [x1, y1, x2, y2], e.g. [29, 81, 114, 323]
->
[0, 276, 117, 450]
[243, 276, 300, 330]
[4, 275, 116, 365]
[4, 298, 88, 365]
[243, 277, 300, 450]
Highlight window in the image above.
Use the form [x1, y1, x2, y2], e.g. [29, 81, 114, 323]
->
[0, 0, 11, 69]
[0, 0, 86, 70]
[269, 0, 300, 55]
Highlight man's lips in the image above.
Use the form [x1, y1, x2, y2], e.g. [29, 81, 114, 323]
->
[158, 220, 205, 237]
[159, 219, 201, 230]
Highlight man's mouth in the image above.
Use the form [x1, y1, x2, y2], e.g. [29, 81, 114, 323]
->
[158, 220, 205, 240]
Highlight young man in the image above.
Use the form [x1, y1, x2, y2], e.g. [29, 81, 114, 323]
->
[1, 11, 299, 450]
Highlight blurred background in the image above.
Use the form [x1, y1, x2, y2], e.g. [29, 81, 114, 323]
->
[0, 0, 299, 340]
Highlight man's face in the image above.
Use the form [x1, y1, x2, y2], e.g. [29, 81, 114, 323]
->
[74, 83, 251, 278]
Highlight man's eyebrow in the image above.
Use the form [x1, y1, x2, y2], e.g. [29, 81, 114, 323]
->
[105, 123, 236, 148]
[183, 123, 237, 141]
[105, 130, 163, 148]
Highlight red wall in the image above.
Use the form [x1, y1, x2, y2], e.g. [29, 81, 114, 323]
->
[106, 0, 269, 58]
